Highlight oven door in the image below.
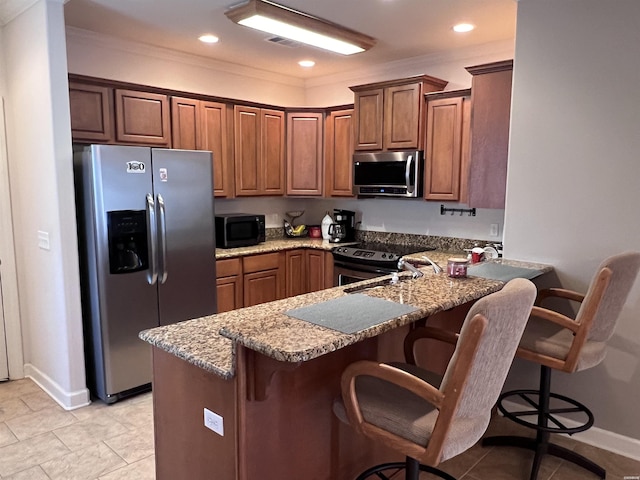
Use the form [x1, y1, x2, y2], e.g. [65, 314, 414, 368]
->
[333, 262, 395, 287]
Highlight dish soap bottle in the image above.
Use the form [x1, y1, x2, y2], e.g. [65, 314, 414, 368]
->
[321, 211, 333, 240]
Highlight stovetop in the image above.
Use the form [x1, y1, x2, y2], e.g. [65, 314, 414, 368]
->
[331, 242, 435, 269]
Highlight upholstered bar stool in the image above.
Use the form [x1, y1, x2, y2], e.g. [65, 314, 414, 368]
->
[483, 251, 640, 480]
[333, 278, 537, 480]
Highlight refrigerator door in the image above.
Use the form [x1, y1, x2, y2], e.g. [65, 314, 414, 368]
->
[78, 144, 159, 401]
[151, 149, 217, 325]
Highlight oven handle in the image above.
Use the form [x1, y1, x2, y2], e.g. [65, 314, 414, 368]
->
[333, 262, 396, 276]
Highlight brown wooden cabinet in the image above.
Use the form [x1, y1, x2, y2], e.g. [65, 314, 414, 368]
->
[69, 82, 113, 143]
[114, 89, 170, 146]
[350, 75, 447, 152]
[424, 90, 471, 202]
[465, 60, 513, 209]
[242, 252, 285, 307]
[286, 112, 323, 196]
[325, 108, 355, 197]
[215, 258, 243, 313]
[171, 97, 232, 197]
[285, 249, 307, 297]
[234, 106, 285, 196]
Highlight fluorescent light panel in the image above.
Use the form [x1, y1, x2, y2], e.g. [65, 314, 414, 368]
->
[226, 0, 375, 56]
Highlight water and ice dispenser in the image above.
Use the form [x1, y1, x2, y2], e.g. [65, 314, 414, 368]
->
[107, 210, 149, 274]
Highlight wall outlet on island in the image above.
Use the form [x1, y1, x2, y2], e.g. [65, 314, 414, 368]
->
[489, 224, 499, 237]
[204, 408, 224, 436]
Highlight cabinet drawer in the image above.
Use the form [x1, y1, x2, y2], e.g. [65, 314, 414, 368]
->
[216, 258, 242, 278]
[243, 252, 281, 274]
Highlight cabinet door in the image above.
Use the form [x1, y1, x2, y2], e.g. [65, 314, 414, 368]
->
[383, 83, 422, 150]
[216, 258, 243, 312]
[115, 89, 170, 146]
[466, 61, 513, 209]
[325, 109, 354, 197]
[216, 276, 243, 313]
[201, 101, 231, 197]
[306, 250, 326, 293]
[234, 105, 261, 196]
[424, 97, 464, 201]
[261, 109, 285, 195]
[285, 249, 307, 297]
[287, 112, 323, 196]
[69, 82, 113, 143]
[243, 252, 285, 306]
[353, 89, 383, 151]
[171, 97, 200, 150]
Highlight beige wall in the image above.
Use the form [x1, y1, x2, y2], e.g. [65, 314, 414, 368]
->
[504, 0, 640, 447]
[2, 0, 88, 407]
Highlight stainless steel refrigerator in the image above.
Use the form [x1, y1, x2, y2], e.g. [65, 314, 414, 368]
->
[74, 144, 217, 403]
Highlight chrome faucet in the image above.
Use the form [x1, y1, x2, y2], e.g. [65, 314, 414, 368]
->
[421, 256, 443, 274]
[397, 258, 424, 279]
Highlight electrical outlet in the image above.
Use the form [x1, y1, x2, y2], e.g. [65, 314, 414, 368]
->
[37, 230, 50, 250]
[489, 224, 499, 237]
[204, 408, 224, 436]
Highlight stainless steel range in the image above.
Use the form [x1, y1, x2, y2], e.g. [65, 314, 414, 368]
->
[332, 242, 435, 286]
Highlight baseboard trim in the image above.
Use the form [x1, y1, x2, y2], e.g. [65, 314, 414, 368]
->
[502, 399, 640, 462]
[24, 363, 90, 410]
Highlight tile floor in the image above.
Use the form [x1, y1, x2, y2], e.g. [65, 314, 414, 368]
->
[1, 378, 639, 479]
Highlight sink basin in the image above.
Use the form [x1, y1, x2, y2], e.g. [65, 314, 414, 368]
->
[344, 275, 415, 294]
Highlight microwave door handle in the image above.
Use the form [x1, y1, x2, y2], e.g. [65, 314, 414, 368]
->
[146, 193, 158, 285]
[405, 155, 414, 194]
[157, 194, 168, 284]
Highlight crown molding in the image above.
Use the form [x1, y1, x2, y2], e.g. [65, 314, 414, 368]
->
[304, 39, 515, 89]
[65, 26, 305, 89]
[0, 0, 38, 25]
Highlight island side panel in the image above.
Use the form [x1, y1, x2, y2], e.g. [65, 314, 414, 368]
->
[152, 347, 237, 480]
[236, 341, 402, 480]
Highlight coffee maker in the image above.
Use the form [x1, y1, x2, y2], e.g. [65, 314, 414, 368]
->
[333, 209, 356, 242]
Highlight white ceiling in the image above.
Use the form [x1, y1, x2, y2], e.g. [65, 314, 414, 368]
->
[63, 0, 517, 79]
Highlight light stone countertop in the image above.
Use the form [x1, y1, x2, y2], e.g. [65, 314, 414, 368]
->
[141, 240, 552, 380]
[215, 238, 346, 259]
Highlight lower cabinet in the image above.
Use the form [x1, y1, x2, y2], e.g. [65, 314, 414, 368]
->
[242, 252, 286, 308]
[215, 258, 243, 313]
[217, 249, 333, 313]
[286, 249, 333, 297]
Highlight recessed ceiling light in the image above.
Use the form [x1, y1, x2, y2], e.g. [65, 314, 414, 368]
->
[199, 34, 220, 44]
[298, 60, 315, 67]
[453, 23, 475, 33]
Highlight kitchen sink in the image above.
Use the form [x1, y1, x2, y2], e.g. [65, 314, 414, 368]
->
[343, 275, 415, 294]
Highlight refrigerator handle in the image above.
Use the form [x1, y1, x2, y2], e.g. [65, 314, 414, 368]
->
[146, 193, 158, 285]
[157, 194, 168, 284]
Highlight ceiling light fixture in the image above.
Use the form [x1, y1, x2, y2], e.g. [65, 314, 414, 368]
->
[298, 60, 315, 67]
[453, 23, 475, 33]
[225, 0, 376, 55]
[199, 34, 220, 43]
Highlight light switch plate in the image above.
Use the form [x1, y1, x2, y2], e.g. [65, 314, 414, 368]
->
[37, 231, 50, 250]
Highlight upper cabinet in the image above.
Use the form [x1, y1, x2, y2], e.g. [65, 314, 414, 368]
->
[424, 90, 471, 202]
[114, 89, 170, 146]
[69, 82, 113, 143]
[69, 77, 170, 147]
[325, 108, 355, 197]
[465, 60, 513, 209]
[171, 97, 233, 197]
[350, 75, 448, 152]
[234, 106, 285, 196]
[286, 111, 323, 196]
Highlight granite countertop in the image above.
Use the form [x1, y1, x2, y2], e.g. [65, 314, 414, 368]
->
[215, 238, 348, 259]
[141, 240, 552, 381]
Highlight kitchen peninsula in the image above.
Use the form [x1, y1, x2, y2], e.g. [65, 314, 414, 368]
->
[140, 250, 551, 480]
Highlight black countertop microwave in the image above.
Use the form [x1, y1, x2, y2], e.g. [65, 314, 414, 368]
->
[353, 150, 424, 198]
[215, 213, 265, 248]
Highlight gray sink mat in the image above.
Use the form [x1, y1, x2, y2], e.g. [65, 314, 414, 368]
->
[285, 294, 419, 334]
[467, 263, 544, 282]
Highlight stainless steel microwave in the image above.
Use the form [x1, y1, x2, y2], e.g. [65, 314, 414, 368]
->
[215, 213, 265, 248]
[353, 150, 424, 198]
